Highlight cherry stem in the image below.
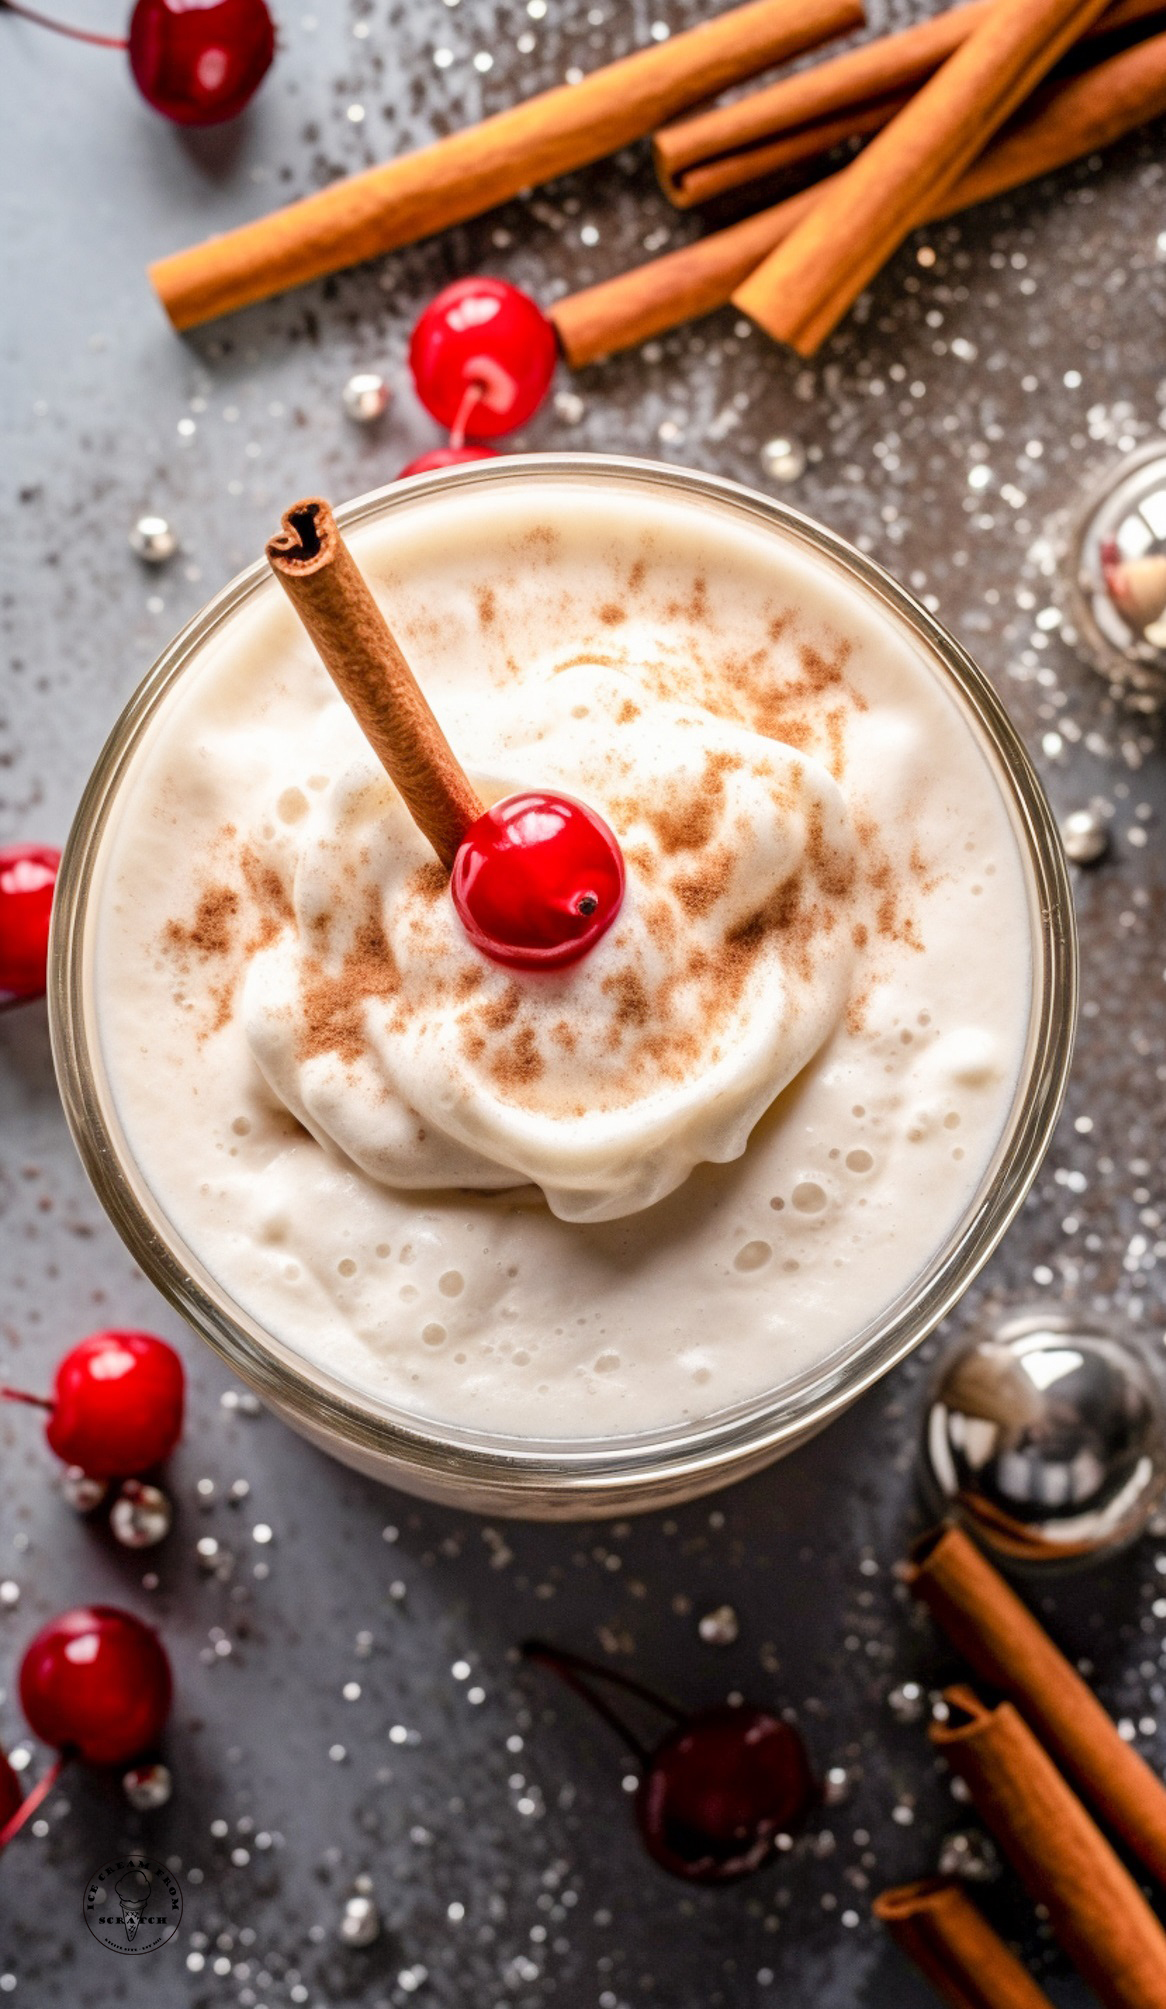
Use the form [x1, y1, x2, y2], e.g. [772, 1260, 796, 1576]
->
[522, 1641, 686, 1764]
[448, 381, 486, 451]
[0, 1386, 53, 1411]
[0, 1755, 66, 1853]
[0, 0, 126, 46]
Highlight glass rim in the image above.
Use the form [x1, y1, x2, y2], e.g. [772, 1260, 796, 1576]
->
[48, 453, 1077, 1511]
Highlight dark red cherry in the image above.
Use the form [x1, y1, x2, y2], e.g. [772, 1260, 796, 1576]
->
[452, 791, 624, 971]
[0, 844, 60, 1004]
[524, 1643, 818, 1883]
[409, 278, 557, 441]
[3, 1330, 185, 1478]
[20, 1606, 172, 1766]
[637, 1705, 816, 1882]
[397, 444, 500, 479]
[2, 0, 273, 123]
[128, 0, 274, 124]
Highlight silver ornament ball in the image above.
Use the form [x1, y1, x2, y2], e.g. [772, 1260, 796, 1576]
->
[1061, 807, 1109, 866]
[922, 1308, 1166, 1564]
[122, 1761, 173, 1811]
[342, 372, 391, 424]
[339, 1893, 381, 1946]
[110, 1479, 172, 1549]
[1065, 441, 1166, 709]
[130, 515, 179, 564]
[760, 436, 806, 484]
[887, 1680, 926, 1725]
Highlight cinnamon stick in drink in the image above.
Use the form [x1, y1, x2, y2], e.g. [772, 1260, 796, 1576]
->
[872, 1878, 1055, 2009]
[551, 31, 1166, 365]
[653, 0, 1164, 206]
[909, 1524, 1166, 1888]
[931, 1690, 1166, 2009]
[266, 499, 482, 871]
[149, 0, 861, 331]
[731, 0, 1116, 353]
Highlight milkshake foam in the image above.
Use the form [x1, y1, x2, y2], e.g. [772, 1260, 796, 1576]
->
[93, 472, 1032, 1439]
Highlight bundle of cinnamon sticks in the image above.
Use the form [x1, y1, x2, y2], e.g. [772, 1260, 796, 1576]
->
[149, 0, 1166, 363]
[877, 1524, 1166, 2009]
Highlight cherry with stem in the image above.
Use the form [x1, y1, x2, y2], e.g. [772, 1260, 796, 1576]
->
[524, 1639, 819, 1883]
[0, 1606, 172, 1854]
[1, 0, 275, 125]
[1, 1329, 185, 1479]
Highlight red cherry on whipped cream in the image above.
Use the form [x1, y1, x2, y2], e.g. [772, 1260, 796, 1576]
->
[452, 791, 625, 971]
[20, 1606, 172, 1766]
[2, 1329, 185, 1478]
[0, 843, 60, 1004]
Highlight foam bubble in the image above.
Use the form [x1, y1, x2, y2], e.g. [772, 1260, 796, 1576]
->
[439, 1271, 465, 1297]
[845, 1149, 874, 1174]
[792, 1181, 828, 1214]
[277, 787, 309, 825]
[734, 1240, 772, 1272]
[422, 1323, 446, 1347]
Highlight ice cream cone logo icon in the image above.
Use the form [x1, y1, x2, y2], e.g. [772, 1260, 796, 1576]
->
[115, 1865, 152, 1941]
[84, 1854, 182, 1954]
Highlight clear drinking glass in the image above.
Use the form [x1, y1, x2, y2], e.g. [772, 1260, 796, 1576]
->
[49, 456, 1077, 1519]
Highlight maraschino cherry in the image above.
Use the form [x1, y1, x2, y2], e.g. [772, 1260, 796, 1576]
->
[409, 278, 557, 443]
[397, 444, 499, 480]
[0, 843, 60, 1005]
[452, 792, 624, 971]
[2, 0, 275, 125]
[2, 1329, 185, 1479]
[524, 1642, 818, 1883]
[0, 1606, 172, 1850]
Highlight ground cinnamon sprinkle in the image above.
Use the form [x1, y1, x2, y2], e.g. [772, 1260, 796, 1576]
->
[297, 895, 401, 1065]
[599, 603, 628, 628]
[490, 1022, 544, 1088]
[163, 884, 240, 959]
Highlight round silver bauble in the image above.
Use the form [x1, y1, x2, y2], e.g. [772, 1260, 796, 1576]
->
[342, 372, 391, 424]
[921, 1308, 1166, 1564]
[110, 1479, 173, 1548]
[1065, 443, 1166, 710]
[1060, 806, 1109, 866]
[122, 1761, 173, 1810]
[760, 436, 806, 484]
[129, 515, 179, 565]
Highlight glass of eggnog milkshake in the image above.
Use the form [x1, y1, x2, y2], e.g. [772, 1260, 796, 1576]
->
[50, 457, 1075, 1518]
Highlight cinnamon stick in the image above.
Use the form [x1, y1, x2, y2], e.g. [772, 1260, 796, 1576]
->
[731, 0, 1115, 353]
[931, 1689, 1166, 2009]
[872, 1878, 1055, 2009]
[653, 0, 1164, 206]
[551, 30, 1166, 365]
[909, 1524, 1166, 1889]
[148, 0, 861, 332]
[265, 498, 482, 871]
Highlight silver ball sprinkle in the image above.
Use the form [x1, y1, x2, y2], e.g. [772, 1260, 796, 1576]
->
[129, 515, 179, 565]
[938, 1829, 1000, 1884]
[342, 372, 391, 424]
[887, 1680, 926, 1724]
[122, 1761, 173, 1811]
[922, 1307, 1166, 1563]
[760, 436, 806, 484]
[339, 1893, 381, 1946]
[697, 1603, 739, 1646]
[110, 1479, 172, 1549]
[1061, 807, 1110, 866]
[61, 1465, 108, 1514]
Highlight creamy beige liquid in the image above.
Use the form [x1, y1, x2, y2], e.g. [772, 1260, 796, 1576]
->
[93, 471, 1033, 1440]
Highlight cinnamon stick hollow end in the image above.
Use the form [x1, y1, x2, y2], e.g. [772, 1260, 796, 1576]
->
[873, 1877, 1056, 2009]
[265, 495, 483, 870]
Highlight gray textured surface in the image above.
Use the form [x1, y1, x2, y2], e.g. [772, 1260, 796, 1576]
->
[2, 0, 1166, 2001]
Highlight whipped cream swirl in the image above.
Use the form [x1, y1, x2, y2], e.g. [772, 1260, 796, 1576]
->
[243, 663, 856, 1222]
